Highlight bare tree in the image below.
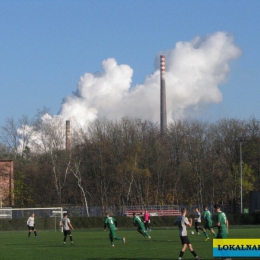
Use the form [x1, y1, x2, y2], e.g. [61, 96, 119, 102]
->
[31, 115, 71, 204]
[0, 116, 33, 157]
[70, 157, 90, 216]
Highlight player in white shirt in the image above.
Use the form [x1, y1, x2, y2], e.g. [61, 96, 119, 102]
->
[27, 213, 38, 238]
[174, 208, 202, 260]
[59, 213, 75, 245]
[194, 207, 203, 235]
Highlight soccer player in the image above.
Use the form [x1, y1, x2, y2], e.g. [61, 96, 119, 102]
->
[133, 212, 151, 239]
[213, 204, 229, 238]
[202, 205, 216, 241]
[59, 213, 75, 245]
[104, 212, 126, 247]
[194, 207, 203, 235]
[143, 210, 151, 231]
[27, 213, 39, 238]
[174, 208, 202, 260]
[213, 204, 230, 260]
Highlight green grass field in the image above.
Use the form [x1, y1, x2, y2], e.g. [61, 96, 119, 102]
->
[0, 226, 259, 259]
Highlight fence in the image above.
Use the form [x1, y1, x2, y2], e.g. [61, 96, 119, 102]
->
[0, 204, 233, 219]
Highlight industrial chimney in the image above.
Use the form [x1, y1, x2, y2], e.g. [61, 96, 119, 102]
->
[160, 55, 167, 135]
[66, 120, 71, 151]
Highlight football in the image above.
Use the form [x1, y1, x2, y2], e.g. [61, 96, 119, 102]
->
[191, 231, 194, 235]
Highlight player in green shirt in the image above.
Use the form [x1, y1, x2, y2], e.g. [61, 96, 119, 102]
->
[104, 212, 126, 247]
[202, 205, 216, 241]
[213, 204, 229, 238]
[133, 212, 151, 239]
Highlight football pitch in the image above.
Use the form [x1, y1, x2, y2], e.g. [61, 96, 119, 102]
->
[0, 226, 259, 259]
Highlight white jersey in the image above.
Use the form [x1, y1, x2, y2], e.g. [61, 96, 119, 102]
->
[61, 217, 71, 231]
[27, 216, 35, 227]
[195, 211, 201, 223]
[174, 215, 189, 236]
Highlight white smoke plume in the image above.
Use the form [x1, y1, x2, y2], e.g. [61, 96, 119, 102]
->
[59, 31, 241, 126]
[17, 32, 241, 152]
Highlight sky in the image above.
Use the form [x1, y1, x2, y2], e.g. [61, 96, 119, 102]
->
[1, 0, 260, 130]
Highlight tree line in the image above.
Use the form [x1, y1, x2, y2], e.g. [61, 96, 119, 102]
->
[1, 114, 260, 214]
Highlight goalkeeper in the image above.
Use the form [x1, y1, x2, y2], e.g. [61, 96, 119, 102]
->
[27, 213, 39, 238]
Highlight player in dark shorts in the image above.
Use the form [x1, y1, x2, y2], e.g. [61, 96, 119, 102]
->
[174, 208, 203, 260]
[27, 213, 39, 238]
[59, 213, 75, 245]
[194, 207, 203, 235]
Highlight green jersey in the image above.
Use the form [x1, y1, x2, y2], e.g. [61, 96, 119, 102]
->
[104, 216, 117, 231]
[217, 211, 228, 236]
[133, 215, 145, 229]
[203, 210, 212, 226]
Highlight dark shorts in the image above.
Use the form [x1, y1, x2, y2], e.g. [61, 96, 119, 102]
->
[180, 236, 191, 245]
[28, 226, 35, 231]
[63, 230, 71, 236]
[195, 222, 201, 228]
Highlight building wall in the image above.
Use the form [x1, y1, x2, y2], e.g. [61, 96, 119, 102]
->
[0, 160, 14, 206]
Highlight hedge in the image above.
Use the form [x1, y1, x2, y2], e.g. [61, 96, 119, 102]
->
[0, 212, 260, 231]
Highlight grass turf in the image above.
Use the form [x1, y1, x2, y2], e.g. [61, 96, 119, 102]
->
[0, 226, 259, 259]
